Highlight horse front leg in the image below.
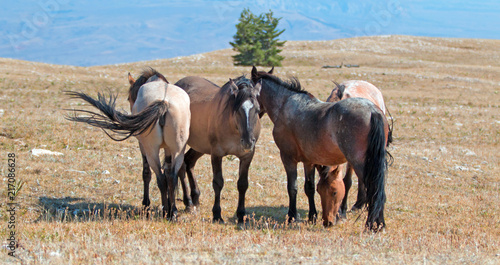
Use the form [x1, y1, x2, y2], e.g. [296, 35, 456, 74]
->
[281, 154, 298, 223]
[211, 155, 224, 223]
[236, 153, 254, 224]
[177, 162, 193, 211]
[340, 163, 352, 218]
[303, 163, 317, 223]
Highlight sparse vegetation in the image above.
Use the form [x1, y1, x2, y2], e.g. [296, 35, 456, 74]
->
[0, 36, 499, 264]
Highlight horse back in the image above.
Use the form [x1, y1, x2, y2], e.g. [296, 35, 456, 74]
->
[174, 76, 224, 154]
[133, 82, 189, 113]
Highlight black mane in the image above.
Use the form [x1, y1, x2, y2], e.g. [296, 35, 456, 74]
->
[221, 75, 256, 113]
[253, 72, 307, 94]
[129, 67, 168, 103]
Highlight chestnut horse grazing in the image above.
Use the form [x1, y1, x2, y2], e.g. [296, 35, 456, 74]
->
[251, 67, 390, 231]
[174, 76, 261, 223]
[315, 165, 346, 226]
[319, 80, 391, 223]
[66, 68, 190, 219]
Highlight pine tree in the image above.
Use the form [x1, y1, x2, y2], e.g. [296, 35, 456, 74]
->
[230, 8, 286, 66]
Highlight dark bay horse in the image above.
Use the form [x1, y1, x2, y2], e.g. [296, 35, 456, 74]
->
[174, 76, 262, 223]
[251, 66, 390, 231]
[320, 80, 392, 222]
[66, 68, 190, 219]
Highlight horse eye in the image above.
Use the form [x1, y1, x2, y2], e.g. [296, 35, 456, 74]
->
[332, 191, 337, 196]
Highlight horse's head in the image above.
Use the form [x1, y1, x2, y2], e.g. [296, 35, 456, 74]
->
[316, 165, 346, 227]
[251, 66, 275, 117]
[225, 76, 262, 153]
[127, 68, 169, 109]
[127, 73, 137, 108]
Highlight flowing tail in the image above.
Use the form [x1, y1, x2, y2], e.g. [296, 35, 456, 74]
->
[65, 91, 169, 141]
[364, 110, 388, 231]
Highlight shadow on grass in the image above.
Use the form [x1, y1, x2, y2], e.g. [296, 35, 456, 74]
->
[223, 206, 321, 231]
[37, 196, 316, 231]
[37, 196, 164, 223]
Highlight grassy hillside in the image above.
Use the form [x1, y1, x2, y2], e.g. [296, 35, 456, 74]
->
[1, 35, 499, 264]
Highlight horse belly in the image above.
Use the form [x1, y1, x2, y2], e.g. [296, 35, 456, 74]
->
[303, 141, 347, 166]
[184, 103, 213, 154]
[186, 128, 212, 154]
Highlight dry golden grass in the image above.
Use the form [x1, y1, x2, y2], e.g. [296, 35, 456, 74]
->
[0, 35, 499, 264]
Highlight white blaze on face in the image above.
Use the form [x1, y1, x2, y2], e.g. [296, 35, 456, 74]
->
[242, 100, 254, 129]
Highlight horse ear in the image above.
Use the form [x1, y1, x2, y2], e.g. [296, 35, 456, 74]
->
[128, 73, 135, 85]
[268, 66, 274, 74]
[253, 79, 262, 97]
[315, 165, 326, 176]
[251, 66, 258, 79]
[229, 78, 238, 95]
[332, 81, 344, 99]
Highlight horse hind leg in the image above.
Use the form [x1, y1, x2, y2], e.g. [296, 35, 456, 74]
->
[184, 148, 203, 206]
[165, 149, 186, 220]
[142, 145, 169, 218]
[139, 144, 152, 209]
[348, 162, 367, 212]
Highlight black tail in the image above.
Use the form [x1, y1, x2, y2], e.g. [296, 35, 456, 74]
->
[65, 91, 169, 141]
[364, 110, 387, 231]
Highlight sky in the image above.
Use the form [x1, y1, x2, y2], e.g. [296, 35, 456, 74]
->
[0, 0, 498, 66]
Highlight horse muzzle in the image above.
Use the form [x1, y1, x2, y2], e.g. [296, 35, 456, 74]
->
[241, 138, 256, 153]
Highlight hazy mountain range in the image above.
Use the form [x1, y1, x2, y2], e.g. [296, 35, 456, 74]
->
[1, 0, 498, 66]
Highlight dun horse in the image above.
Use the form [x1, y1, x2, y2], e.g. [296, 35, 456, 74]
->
[174, 76, 261, 223]
[66, 68, 190, 219]
[251, 67, 390, 231]
[318, 80, 392, 224]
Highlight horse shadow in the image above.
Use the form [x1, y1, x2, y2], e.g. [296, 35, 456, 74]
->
[37, 196, 162, 222]
[225, 206, 311, 230]
[37, 197, 312, 228]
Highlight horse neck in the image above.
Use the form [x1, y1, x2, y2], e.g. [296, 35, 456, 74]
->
[259, 80, 293, 123]
[213, 93, 237, 132]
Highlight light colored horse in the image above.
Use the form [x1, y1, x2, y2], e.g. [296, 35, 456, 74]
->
[318, 80, 392, 226]
[174, 76, 261, 223]
[66, 68, 190, 219]
[251, 66, 390, 231]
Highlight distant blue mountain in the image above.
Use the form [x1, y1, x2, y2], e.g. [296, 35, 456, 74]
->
[0, 0, 498, 66]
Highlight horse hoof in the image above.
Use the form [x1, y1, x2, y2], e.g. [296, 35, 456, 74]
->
[183, 199, 193, 209]
[167, 214, 177, 221]
[192, 191, 201, 206]
[308, 215, 317, 224]
[213, 217, 225, 224]
[185, 205, 197, 214]
[350, 205, 363, 212]
[237, 216, 247, 224]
